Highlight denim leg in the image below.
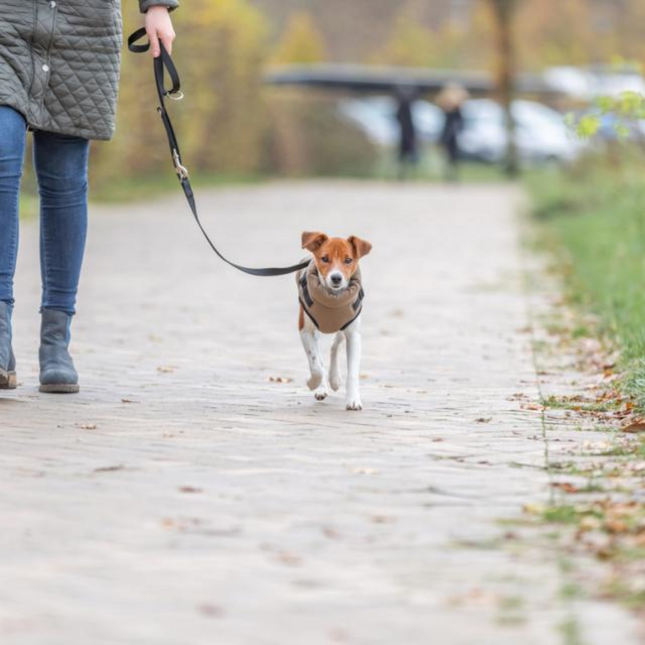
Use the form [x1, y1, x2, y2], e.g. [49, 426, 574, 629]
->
[33, 130, 90, 315]
[0, 106, 27, 307]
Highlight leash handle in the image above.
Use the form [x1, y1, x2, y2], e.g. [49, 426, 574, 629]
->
[127, 28, 309, 277]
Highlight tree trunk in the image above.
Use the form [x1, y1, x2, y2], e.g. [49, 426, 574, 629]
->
[488, 0, 519, 177]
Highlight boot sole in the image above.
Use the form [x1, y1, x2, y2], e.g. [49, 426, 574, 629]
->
[39, 383, 80, 394]
[0, 369, 17, 390]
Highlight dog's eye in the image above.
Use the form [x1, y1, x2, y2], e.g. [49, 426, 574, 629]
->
[321, 256, 330, 263]
[344, 257, 353, 264]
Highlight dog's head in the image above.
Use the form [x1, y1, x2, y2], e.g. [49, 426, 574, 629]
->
[301, 232, 372, 291]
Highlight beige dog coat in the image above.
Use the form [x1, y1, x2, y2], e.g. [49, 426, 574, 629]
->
[297, 261, 364, 334]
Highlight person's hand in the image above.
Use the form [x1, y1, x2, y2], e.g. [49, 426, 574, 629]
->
[145, 6, 175, 58]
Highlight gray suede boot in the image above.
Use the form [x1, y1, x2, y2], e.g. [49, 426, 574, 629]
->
[0, 301, 17, 390]
[39, 309, 79, 394]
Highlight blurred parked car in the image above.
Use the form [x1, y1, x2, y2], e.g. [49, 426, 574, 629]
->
[338, 96, 584, 165]
[338, 96, 443, 146]
[544, 65, 645, 101]
[460, 99, 584, 164]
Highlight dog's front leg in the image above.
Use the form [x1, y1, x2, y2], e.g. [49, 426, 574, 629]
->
[300, 323, 329, 401]
[328, 332, 344, 392]
[344, 320, 362, 411]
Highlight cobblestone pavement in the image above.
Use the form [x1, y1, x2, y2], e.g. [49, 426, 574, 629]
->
[1, 182, 640, 644]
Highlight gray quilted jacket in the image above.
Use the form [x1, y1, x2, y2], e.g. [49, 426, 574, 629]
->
[0, 0, 178, 141]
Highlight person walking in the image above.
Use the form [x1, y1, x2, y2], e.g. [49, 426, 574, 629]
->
[395, 87, 419, 180]
[436, 83, 468, 182]
[0, 0, 177, 393]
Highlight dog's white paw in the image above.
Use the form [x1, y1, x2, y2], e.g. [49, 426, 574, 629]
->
[345, 396, 363, 411]
[314, 386, 329, 401]
[329, 370, 341, 392]
[307, 371, 323, 391]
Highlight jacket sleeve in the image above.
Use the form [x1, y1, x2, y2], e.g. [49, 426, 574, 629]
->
[139, 0, 179, 12]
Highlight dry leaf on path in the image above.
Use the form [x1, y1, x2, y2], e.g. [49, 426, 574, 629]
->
[551, 482, 580, 494]
[179, 486, 203, 494]
[622, 421, 645, 434]
[94, 465, 124, 473]
[197, 604, 224, 618]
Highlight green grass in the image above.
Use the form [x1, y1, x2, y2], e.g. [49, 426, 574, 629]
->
[17, 173, 264, 218]
[540, 395, 617, 413]
[89, 172, 264, 203]
[526, 157, 645, 413]
[376, 150, 509, 183]
[559, 616, 585, 645]
[19, 193, 38, 220]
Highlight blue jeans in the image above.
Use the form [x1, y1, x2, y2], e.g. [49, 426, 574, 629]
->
[0, 105, 89, 315]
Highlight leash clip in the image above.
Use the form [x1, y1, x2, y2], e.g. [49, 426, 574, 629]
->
[172, 149, 189, 180]
[166, 90, 184, 101]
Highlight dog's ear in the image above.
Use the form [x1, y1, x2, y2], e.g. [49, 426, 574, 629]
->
[348, 236, 372, 259]
[301, 231, 328, 252]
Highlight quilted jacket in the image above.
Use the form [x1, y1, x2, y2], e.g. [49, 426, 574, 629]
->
[0, 0, 178, 141]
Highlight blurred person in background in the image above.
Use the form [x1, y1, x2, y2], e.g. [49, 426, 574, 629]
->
[0, 1, 177, 394]
[395, 86, 420, 180]
[437, 83, 468, 182]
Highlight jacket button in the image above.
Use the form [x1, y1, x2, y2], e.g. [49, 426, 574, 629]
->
[42, 64, 50, 72]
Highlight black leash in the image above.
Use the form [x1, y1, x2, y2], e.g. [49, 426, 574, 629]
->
[127, 28, 309, 277]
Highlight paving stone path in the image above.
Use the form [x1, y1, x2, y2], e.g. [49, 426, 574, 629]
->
[1, 182, 640, 644]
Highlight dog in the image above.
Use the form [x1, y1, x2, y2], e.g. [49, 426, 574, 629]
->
[297, 231, 372, 410]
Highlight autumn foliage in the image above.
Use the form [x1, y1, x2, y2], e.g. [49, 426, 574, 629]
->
[87, 0, 645, 188]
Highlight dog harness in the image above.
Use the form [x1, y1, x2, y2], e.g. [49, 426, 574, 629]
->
[297, 261, 365, 334]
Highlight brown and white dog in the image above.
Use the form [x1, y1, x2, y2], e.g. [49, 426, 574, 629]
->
[298, 232, 372, 410]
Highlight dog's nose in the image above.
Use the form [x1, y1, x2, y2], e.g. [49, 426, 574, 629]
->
[330, 273, 343, 286]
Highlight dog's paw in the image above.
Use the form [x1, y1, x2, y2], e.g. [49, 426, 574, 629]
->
[329, 370, 341, 392]
[314, 386, 329, 401]
[345, 396, 363, 411]
[307, 371, 323, 391]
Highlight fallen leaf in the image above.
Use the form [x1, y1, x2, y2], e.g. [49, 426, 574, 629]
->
[322, 526, 341, 540]
[371, 515, 395, 524]
[622, 421, 645, 434]
[276, 552, 302, 567]
[476, 417, 492, 423]
[579, 516, 601, 532]
[94, 465, 124, 473]
[605, 519, 630, 534]
[179, 486, 203, 494]
[522, 503, 545, 516]
[551, 482, 580, 494]
[80, 423, 97, 430]
[197, 604, 224, 618]
[269, 376, 293, 383]
[157, 365, 176, 374]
